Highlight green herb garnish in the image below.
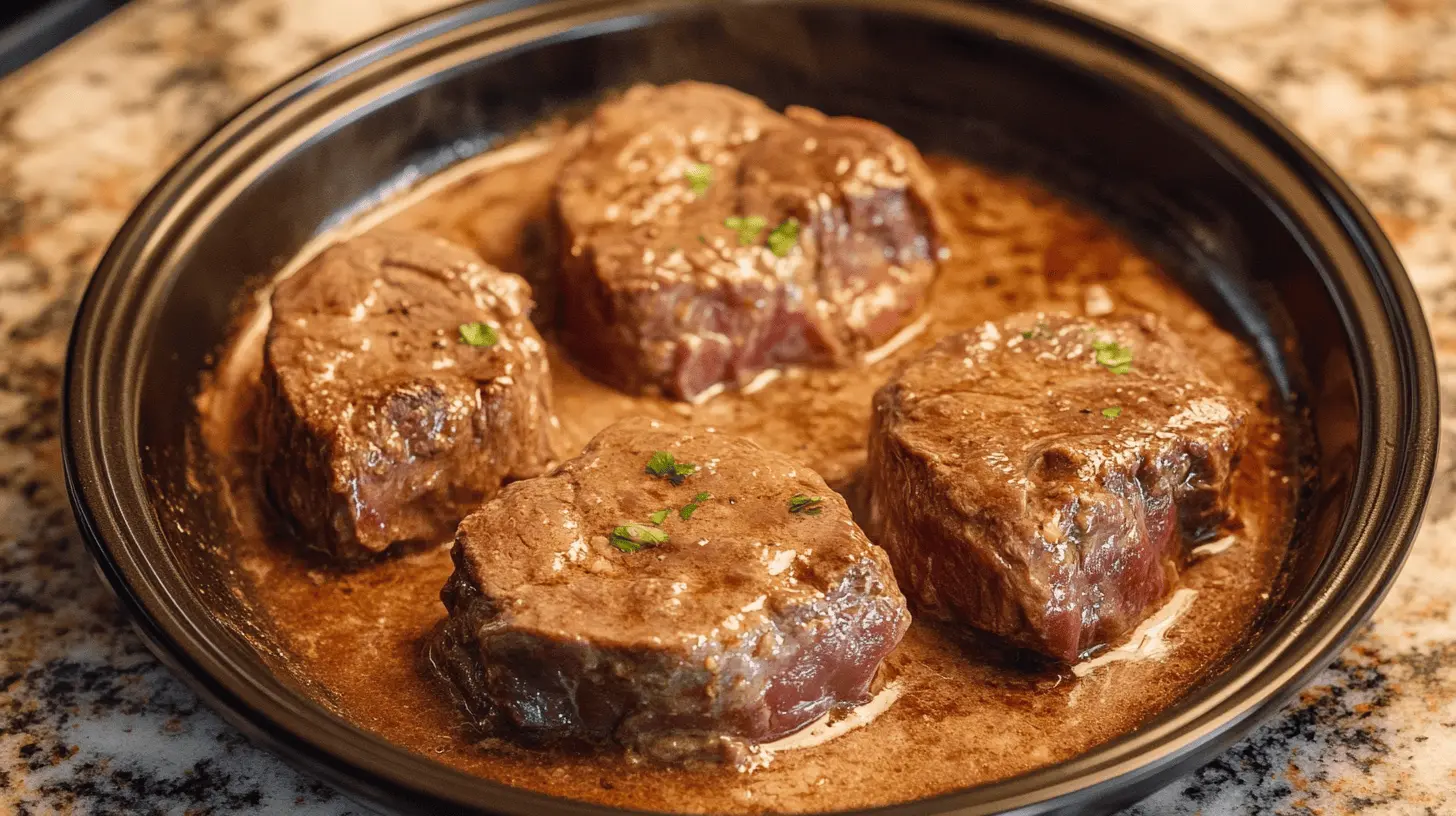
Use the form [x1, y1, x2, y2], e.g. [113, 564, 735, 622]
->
[724, 215, 767, 246]
[1092, 339, 1133, 374]
[648, 509, 670, 525]
[788, 494, 824, 516]
[767, 217, 800, 257]
[458, 321, 499, 348]
[1021, 320, 1049, 340]
[646, 451, 674, 475]
[685, 163, 713, 197]
[679, 492, 712, 520]
[645, 450, 697, 485]
[610, 524, 669, 553]
[1101, 406, 1123, 419]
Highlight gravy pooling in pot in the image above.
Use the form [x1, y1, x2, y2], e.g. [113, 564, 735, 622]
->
[196, 123, 1300, 813]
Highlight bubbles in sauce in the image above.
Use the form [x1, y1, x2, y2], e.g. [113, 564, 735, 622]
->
[195, 128, 1300, 814]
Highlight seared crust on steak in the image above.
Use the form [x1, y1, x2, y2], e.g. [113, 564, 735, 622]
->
[428, 418, 909, 764]
[866, 312, 1246, 662]
[260, 229, 555, 561]
[556, 82, 944, 400]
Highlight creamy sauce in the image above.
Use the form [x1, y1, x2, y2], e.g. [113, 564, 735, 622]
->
[1070, 589, 1200, 679]
[741, 682, 904, 771]
[1191, 534, 1240, 559]
[195, 128, 1301, 814]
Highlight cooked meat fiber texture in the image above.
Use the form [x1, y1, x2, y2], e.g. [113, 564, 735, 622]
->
[259, 229, 555, 561]
[555, 81, 945, 401]
[866, 312, 1247, 662]
[428, 418, 910, 765]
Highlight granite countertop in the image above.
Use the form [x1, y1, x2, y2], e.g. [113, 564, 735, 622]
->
[2, 0, 1453, 813]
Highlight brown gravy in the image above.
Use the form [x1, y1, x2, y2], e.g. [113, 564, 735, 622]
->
[196, 130, 1299, 813]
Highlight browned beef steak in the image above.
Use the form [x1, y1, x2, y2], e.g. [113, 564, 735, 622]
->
[259, 229, 556, 561]
[866, 312, 1247, 662]
[555, 82, 944, 401]
[427, 417, 909, 764]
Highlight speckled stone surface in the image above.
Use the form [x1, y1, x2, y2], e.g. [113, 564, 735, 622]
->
[1, 0, 1452, 813]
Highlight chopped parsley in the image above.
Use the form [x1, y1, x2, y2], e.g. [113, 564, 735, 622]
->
[645, 450, 697, 485]
[767, 217, 800, 257]
[724, 215, 767, 246]
[646, 450, 674, 474]
[788, 494, 824, 516]
[685, 163, 713, 196]
[1092, 339, 1133, 374]
[458, 321, 499, 348]
[679, 491, 712, 521]
[609, 524, 669, 553]
[648, 509, 669, 525]
[1101, 406, 1123, 419]
[1021, 320, 1050, 340]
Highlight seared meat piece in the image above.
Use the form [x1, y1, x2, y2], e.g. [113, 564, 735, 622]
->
[556, 82, 944, 401]
[259, 229, 555, 561]
[428, 418, 909, 764]
[866, 312, 1246, 662]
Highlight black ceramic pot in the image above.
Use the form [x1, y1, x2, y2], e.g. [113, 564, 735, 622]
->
[63, 0, 1438, 813]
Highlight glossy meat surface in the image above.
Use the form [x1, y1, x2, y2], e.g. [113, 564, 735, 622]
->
[555, 82, 944, 400]
[866, 312, 1247, 661]
[259, 229, 555, 560]
[428, 418, 909, 764]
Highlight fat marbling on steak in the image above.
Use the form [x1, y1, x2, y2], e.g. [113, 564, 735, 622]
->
[259, 229, 555, 561]
[555, 81, 945, 401]
[427, 417, 909, 764]
[866, 312, 1247, 662]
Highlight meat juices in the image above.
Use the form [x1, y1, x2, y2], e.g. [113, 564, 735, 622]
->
[866, 312, 1247, 662]
[259, 229, 555, 560]
[428, 418, 910, 764]
[555, 82, 944, 401]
